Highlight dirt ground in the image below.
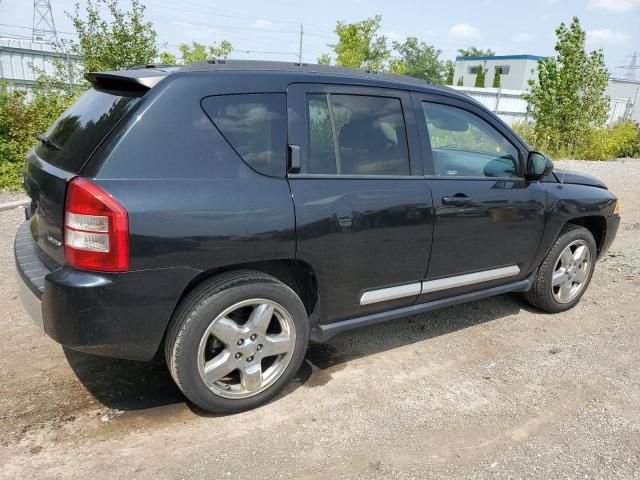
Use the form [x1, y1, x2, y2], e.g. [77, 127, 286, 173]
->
[1, 159, 639, 479]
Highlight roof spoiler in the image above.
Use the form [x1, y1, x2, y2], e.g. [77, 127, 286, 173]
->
[85, 68, 175, 91]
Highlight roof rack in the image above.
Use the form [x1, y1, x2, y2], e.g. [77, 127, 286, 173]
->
[180, 59, 429, 86]
[127, 64, 181, 72]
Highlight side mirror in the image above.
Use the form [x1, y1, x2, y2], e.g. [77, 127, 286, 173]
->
[526, 151, 553, 180]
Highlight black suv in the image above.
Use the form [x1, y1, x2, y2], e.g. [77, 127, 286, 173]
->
[15, 61, 620, 413]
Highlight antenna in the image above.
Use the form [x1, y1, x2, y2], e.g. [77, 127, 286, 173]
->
[33, 0, 58, 43]
[298, 24, 303, 64]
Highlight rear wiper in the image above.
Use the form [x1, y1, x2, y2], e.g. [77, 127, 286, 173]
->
[36, 133, 61, 151]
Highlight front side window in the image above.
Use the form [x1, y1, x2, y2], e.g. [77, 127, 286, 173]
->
[421, 102, 520, 178]
[202, 93, 287, 177]
[306, 94, 410, 176]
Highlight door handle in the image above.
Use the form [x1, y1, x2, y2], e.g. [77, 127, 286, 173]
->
[442, 194, 472, 207]
[288, 144, 301, 174]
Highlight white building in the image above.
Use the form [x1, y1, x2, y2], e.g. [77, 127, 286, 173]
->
[453, 54, 546, 91]
[0, 37, 82, 92]
[606, 78, 640, 123]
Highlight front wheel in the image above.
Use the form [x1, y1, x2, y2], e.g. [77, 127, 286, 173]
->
[524, 224, 597, 313]
[164, 271, 309, 413]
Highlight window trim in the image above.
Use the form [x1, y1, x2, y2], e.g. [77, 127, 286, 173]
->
[287, 83, 423, 178]
[326, 93, 343, 174]
[410, 92, 527, 180]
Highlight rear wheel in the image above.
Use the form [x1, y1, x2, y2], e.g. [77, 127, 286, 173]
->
[165, 271, 309, 413]
[524, 225, 597, 313]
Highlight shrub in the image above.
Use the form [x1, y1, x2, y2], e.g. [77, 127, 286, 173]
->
[512, 120, 640, 161]
[577, 121, 640, 160]
[0, 84, 76, 190]
[511, 122, 536, 148]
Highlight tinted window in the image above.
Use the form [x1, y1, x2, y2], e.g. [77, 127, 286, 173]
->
[306, 94, 410, 176]
[421, 102, 519, 178]
[35, 88, 140, 173]
[307, 94, 337, 174]
[202, 93, 287, 177]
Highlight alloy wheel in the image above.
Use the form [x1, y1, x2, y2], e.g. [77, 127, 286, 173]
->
[197, 298, 296, 399]
[551, 239, 591, 304]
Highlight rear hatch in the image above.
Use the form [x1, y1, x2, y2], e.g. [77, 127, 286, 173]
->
[23, 68, 170, 264]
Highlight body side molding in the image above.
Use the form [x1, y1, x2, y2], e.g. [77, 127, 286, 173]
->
[360, 282, 422, 306]
[421, 265, 520, 294]
[359, 265, 521, 306]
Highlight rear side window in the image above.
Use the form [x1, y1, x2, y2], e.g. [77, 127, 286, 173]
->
[202, 94, 287, 177]
[306, 94, 410, 176]
[36, 88, 141, 173]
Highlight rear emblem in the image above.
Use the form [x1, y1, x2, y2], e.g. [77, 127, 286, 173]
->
[46, 234, 62, 247]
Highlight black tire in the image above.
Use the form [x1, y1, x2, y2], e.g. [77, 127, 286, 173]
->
[524, 224, 597, 313]
[164, 270, 309, 413]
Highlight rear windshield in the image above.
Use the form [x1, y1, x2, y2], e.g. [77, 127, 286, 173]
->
[35, 88, 141, 173]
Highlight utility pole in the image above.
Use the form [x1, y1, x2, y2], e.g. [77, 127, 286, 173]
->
[33, 0, 58, 43]
[298, 23, 303, 64]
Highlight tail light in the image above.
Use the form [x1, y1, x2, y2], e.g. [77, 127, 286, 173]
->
[64, 177, 129, 272]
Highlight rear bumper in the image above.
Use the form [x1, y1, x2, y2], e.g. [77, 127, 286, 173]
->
[14, 222, 198, 361]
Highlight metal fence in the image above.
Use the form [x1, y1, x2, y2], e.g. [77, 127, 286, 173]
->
[451, 85, 636, 126]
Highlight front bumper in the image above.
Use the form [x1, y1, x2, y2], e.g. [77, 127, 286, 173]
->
[599, 213, 620, 258]
[14, 222, 198, 361]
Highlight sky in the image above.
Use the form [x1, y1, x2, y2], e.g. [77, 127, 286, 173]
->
[0, 0, 638, 75]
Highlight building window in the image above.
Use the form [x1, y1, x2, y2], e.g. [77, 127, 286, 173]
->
[468, 66, 480, 75]
[495, 65, 510, 75]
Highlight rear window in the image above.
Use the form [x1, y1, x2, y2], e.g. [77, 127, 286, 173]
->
[35, 88, 141, 173]
[201, 93, 287, 177]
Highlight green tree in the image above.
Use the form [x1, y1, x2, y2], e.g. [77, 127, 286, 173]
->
[389, 37, 445, 83]
[68, 0, 158, 72]
[457, 76, 464, 86]
[317, 53, 332, 65]
[458, 47, 495, 57]
[321, 15, 390, 70]
[492, 66, 501, 88]
[474, 65, 486, 87]
[158, 51, 177, 65]
[177, 41, 233, 63]
[523, 17, 610, 153]
[444, 60, 455, 85]
[0, 84, 75, 189]
[158, 41, 232, 65]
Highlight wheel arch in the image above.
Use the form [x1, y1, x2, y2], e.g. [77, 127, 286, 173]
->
[170, 259, 320, 327]
[565, 215, 607, 257]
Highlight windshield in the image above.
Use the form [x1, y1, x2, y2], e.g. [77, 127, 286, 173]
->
[35, 88, 141, 173]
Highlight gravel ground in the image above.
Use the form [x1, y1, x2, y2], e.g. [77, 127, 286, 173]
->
[1, 159, 639, 479]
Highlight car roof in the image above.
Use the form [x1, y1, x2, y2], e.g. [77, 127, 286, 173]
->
[179, 59, 461, 95]
[87, 59, 474, 104]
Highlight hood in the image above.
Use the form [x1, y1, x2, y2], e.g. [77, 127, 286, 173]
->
[553, 170, 608, 189]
